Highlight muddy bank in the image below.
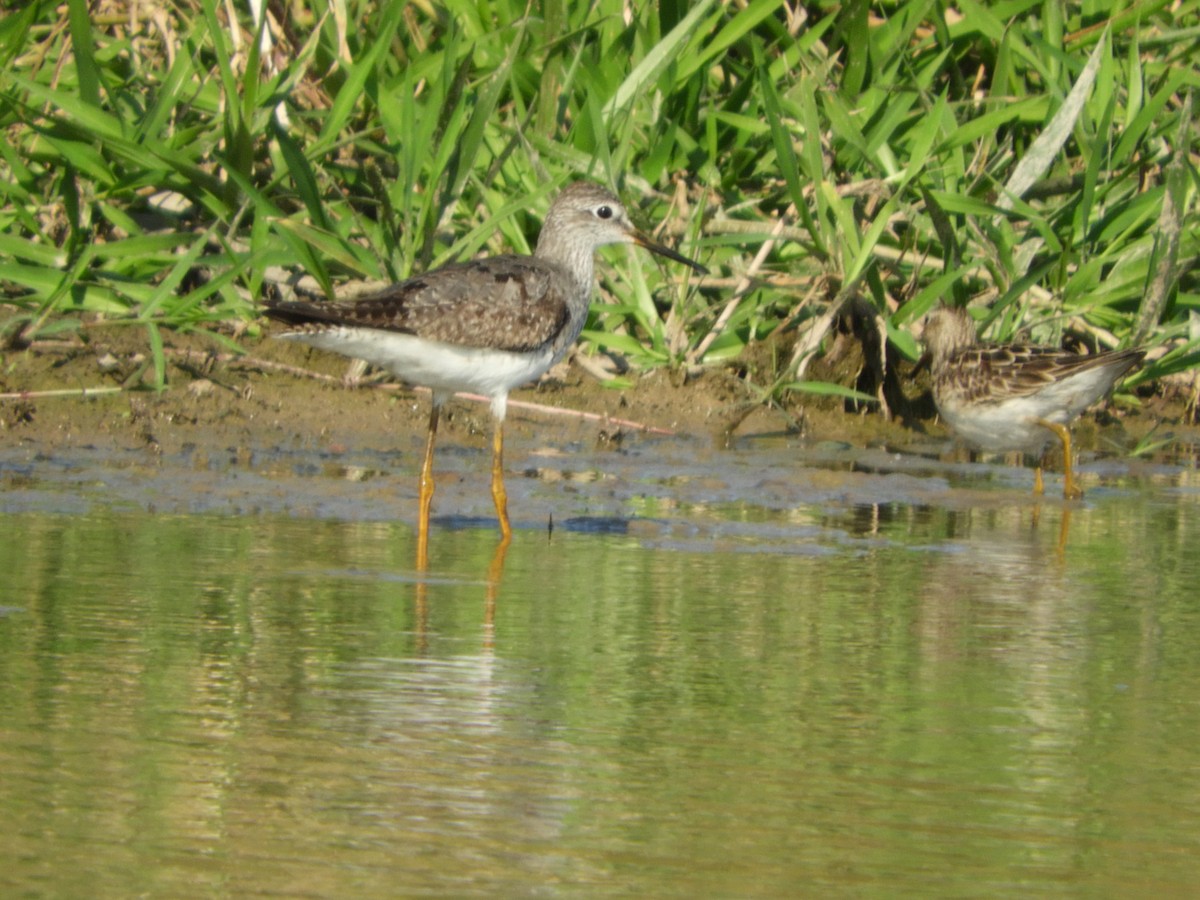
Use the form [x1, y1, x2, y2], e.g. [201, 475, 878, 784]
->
[0, 324, 1193, 490]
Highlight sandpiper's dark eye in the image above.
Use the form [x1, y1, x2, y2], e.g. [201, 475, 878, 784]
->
[596, 205, 614, 219]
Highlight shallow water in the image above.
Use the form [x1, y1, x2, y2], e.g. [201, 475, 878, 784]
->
[2, 434, 1199, 896]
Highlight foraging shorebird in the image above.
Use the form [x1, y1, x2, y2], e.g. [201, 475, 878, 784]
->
[923, 305, 1144, 499]
[265, 182, 706, 556]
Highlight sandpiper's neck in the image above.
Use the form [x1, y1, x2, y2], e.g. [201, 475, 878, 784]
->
[534, 227, 596, 300]
[533, 220, 600, 363]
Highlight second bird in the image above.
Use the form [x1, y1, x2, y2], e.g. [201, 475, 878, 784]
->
[924, 305, 1144, 499]
[264, 181, 707, 555]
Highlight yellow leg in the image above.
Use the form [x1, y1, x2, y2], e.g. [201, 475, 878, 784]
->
[1033, 465, 1045, 496]
[1036, 418, 1082, 500]
[490, 421, 512, 541]
[416, 404, 440, 570]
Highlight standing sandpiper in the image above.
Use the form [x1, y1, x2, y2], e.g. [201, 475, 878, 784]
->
[264, 182, 706, 556]
[923, 305, 1144, 499]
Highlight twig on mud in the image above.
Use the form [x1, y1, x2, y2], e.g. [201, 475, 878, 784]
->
[0, 386, 124, 400]
[219, 352, 345, 384]
[453, 390, 676, 435]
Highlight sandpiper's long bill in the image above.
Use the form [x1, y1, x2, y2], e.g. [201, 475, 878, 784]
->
[923, 305, 1144, 499]
[264, 182, 706, 558]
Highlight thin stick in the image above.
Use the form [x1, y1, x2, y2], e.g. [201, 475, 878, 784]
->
[451, 390, 676, 435]
[0, 386, 123, 400]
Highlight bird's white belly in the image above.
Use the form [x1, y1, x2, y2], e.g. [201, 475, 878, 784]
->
[939, 399, 1056, 453]
[280, 328, 556, 418]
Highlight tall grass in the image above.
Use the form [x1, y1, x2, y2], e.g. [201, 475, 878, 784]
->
[0, 1, 1196, 403]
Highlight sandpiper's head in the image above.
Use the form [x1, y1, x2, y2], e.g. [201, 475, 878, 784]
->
[923, 305, 978, 365]
[536, 181, 707, 275]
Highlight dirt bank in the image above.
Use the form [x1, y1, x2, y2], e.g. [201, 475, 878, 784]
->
[0, 322, 1189, 471]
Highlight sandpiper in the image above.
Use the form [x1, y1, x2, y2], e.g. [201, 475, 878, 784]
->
[923, 305, 1144, 499]
[264, 182, 706, 555]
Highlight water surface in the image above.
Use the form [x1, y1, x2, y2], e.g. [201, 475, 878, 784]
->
[2, 438, 1198, 896]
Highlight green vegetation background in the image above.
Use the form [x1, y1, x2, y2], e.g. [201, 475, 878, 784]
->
[0, 0, 1196, 404]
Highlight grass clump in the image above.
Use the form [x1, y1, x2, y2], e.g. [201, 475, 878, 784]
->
[0, 0, 1196, 413]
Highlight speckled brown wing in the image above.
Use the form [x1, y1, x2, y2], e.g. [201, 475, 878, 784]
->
[264, 255, 574, 353]
[947, 344, 1144, 405]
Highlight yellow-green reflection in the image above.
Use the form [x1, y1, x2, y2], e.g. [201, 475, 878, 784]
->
[1, 496, 1199, 896]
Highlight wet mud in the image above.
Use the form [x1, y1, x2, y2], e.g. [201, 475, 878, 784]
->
[2, 327, 1197, 539]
